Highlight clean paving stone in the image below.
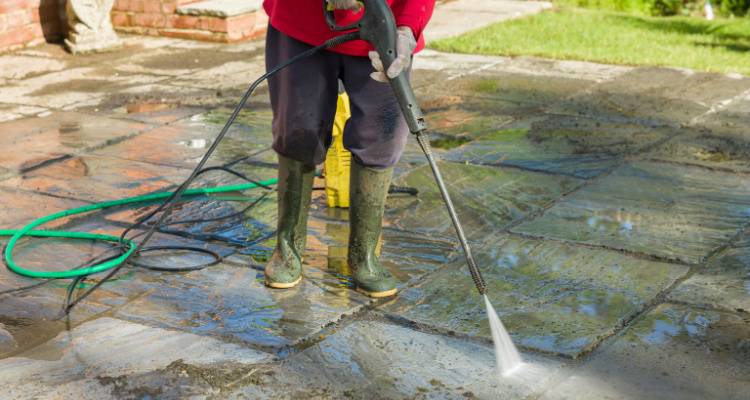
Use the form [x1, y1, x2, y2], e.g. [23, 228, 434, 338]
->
[514, 161, 750, 264]
[0, 155, 194, 203]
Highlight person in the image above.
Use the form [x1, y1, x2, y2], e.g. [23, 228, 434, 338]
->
[261, 0, 435, 297]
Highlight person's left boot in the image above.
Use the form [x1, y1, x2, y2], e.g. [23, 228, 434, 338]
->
[348, 162, 397, 298]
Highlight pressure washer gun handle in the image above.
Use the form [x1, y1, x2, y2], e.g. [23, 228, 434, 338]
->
[325, 0, 426, 134]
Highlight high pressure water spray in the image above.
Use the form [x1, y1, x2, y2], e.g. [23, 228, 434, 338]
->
[325, 0, 488, 295]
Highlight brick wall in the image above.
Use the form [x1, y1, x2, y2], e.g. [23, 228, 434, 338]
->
[0, 0, 267, 53]
[0, 0, 64, 52]
[111, 0, 268, 42]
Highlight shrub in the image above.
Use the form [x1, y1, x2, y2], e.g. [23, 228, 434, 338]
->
[647, 0, 684, 15]
[718, 0, 750, 16]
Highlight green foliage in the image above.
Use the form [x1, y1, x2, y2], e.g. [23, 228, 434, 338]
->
[647, 0, 684, 15]
[719, 0, 750, 16]
[430, 9, 750, 75]
[557, 0, 750, 16]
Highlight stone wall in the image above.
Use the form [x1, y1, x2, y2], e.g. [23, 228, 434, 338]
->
[0, 0, 64, 52]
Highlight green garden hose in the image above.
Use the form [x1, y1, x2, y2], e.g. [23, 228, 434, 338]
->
[1, 178, 277, 279]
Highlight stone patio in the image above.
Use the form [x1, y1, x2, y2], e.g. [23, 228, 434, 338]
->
[0, 10, 749, 400]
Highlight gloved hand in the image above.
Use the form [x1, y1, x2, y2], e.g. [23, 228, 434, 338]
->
[368, 26, 417, 82]
[327, 0, 362, 11]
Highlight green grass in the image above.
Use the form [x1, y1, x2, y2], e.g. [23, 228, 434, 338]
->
[430, 8, 750, 75]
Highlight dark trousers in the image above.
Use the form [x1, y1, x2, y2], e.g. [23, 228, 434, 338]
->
[265, 25, 409, 169]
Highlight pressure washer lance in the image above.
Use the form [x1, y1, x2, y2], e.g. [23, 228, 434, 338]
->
[325, 0, 488, 295]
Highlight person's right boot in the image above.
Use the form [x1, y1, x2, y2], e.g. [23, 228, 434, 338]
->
[264, 155, 314, 289]
[348, 161, 397, 298]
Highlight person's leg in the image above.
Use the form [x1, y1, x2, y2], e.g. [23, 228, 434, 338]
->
[264, 25, 340, 288]
[340, 55, 410, 297]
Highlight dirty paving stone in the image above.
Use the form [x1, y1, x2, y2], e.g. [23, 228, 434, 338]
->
[550, 67, 750, 126]
[0, 155, 194, 203]
[227, 320, 566, 400]
[514, 161, 750, 264]
[383, 235, 687, 357]
[444, 115, 672, 178]
[386, 161, 582, 241]
[540, 303, 750, 400]
[669, 229, 750, 313]
[648, 91, 750, 173]
[436, 72, 596, 107]
[649, 125, 750, 173]
[0, 317, 274, 400]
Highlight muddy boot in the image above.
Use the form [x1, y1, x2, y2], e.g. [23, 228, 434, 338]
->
[264, 155, 314, 289]
[348, 162, 397, 298]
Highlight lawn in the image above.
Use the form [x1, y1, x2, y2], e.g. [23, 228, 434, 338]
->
[430, 8, 750, 75]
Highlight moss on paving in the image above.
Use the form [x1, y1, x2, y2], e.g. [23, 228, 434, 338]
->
[431, 8, 750, 75]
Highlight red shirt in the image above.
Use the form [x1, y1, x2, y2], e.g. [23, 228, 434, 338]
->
[263, 0, 435, 57]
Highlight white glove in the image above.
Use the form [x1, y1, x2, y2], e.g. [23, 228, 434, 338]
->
[368, 26, 417, 82]
[327, 0, 362, 11]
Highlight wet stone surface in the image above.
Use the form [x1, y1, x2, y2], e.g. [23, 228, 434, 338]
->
[0, 188, 88, 229]
[648, 126, 750, 173]
[384, 235, 687, 357]
[515, 161, 750, 264]
[550, 68, 750, 126]
[0, 317, 274, 400]
[386, 161, 582, 242]
[227, 320, 566, 400]
[444, 116, 673, 178]
[114, 256, 372, 351]
[669, 229, 750, 313]
[0, 112, 150, 172]
[0, 155, 193, 203]
[541, 303, 750, 400]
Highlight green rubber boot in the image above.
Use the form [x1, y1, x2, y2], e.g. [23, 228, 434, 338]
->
[348, 162, 397, 298]
[264, 155, 314, 289]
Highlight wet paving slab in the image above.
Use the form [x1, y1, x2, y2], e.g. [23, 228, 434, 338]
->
[514, 161, 750, 264]
[0, 112, 151, 173]
[549, 68, 750, 126]
[383, 235, 687, 358]
[0, 317, 274, 400]
[648, 92, 750, 173]
[443, 115, 674, 178]
[0, 154, 194, 203]
[540, 303, 750, 400]
[0, 188, 89, 229]
[0, 216, 237, 358]
[226, 319, 566, 400]
[668, 229, 750, 313]
[89, 120, 236, 169]
[420, 72, 596, 110]
[113, 255, 372, 352]
[385, 161, 582, 242]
